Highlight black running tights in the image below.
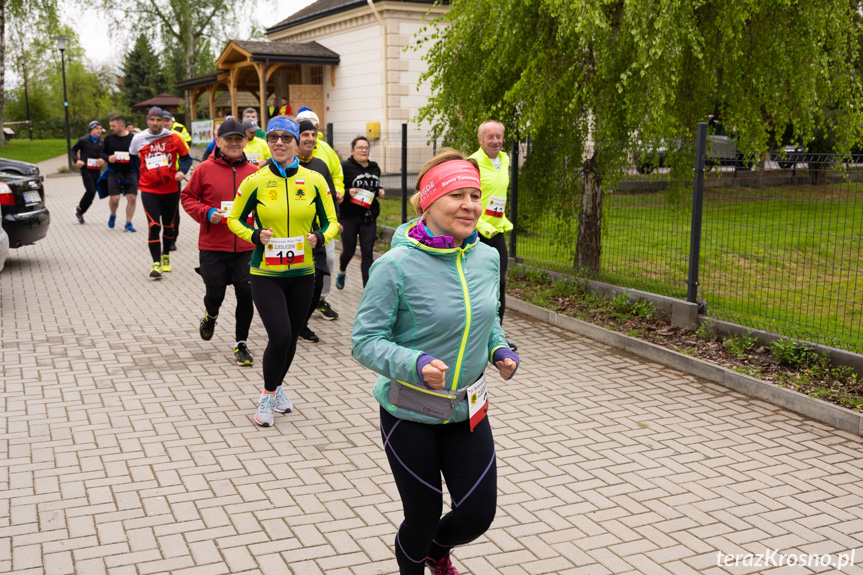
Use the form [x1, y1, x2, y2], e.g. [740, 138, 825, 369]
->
[379, 407, 497, 574]
[479, 232, 508, 322]
[339, 216, 377, 286]
[141, 191, 179, 262]
[251, 274, 315, 392]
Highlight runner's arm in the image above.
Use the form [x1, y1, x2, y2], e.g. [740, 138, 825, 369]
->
[179, 168, 211, 224]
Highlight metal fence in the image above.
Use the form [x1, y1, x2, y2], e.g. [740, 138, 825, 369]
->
[325, 122, 862, 353]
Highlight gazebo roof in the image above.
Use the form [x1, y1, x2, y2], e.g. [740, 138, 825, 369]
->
[216, 40, 340, 67]
[133, 93, 184, 108]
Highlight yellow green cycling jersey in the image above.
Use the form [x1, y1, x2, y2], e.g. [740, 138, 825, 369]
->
[227, 162, 338, 277]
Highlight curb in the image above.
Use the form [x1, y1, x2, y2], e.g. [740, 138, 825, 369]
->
[508, 296, 863, 436]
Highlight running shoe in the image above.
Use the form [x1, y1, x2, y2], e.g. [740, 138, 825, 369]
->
[149, 262, 162, 278]
[299, 326, 319, 343]
[254, 393, 275, 427]
[234, 342, 253, 366]
[336, 273, 346, 290]
[316, 298, 339, 320]
[108, 214, 116, 229]
[274, 385, 293, 413]
[426, 556, 460, 575]
[199, 313, 216, 341]
[75, 207, 85, 224]
[161, 254, 172, 272]
[124, 222, 137, 233]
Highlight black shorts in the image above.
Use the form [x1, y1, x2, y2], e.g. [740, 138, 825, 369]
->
[106, 171, 139, 196]
[198, 250, 252, 288]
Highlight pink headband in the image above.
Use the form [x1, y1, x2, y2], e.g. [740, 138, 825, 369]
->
[418, 160, 481, 210]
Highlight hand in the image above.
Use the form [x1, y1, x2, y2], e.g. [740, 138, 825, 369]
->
[210, 209, 225, 224]
[495, 358, 517, 380]
[260, 227, 274, 244]
[338, 223, 344, 234]
[108, 155, 116, 163]
[336, 192, 344, 203]
[98, 158, 106, 167]
[378, 188, 386, 198]
[175, 171, 186, 182]
[76, 160, 84, 168]
[349, 188, 358, 197]
[421, 359, 449, 390]
[306, 232, 318, 249]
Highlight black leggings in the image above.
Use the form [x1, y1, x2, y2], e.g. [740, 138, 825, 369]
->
[339, 216, 377, 286]
[380, 407, 497, 574]
[479, 232, 508, 322]
[200, 250, 254, 342]
[305, 268, 326, 325]
[141, 191, 179, 262]
[251, 274, 315, 392]
[77, 168, 101, 214]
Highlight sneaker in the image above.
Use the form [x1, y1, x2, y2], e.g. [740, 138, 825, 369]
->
[234, 342, 253, 366]
[426, 556, 460, 575]
[75, 207, 85, 224]
[274, 385, 293, 413]
[199, 313, 216, 341]
[149, 262, 162, 278]
[336, 272, 346, 290]
[124, 222, 137, 233]
[161, 254, 171, 272]
[299, 326, 319, 343]
[316, 298, 339, 320]
[108, 214, 116, 229]
[254, 393, 275, 427]
[507, 340, 518, 352]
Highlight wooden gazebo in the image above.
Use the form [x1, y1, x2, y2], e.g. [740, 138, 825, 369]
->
[176, 40, 340, 124]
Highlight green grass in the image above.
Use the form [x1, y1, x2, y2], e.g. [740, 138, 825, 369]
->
[0, 139, 70, 164]
[376, 180, 863, 353]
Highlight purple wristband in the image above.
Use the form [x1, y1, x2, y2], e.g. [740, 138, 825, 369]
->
[493, 347, 519, 379]
[416, 353, 436, 387]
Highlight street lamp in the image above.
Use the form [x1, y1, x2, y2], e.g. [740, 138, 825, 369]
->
[56, 36, 72, 169]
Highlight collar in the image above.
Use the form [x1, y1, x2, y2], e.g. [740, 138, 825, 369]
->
[269, 156, 300, 178]
[405, 219, 479, 252]
[214, 147, 246, 167]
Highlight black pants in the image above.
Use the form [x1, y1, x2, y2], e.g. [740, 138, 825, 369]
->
[380, 407, 497, 574]
[251, 274, 315, 392]
[479, 232, 508, 322]
[77, 168, 101, 214]
[339, 216, 377, 286]
[305, 268, 326, 325]
[141, 192, 179, 262]
[199, 250, 254, 342]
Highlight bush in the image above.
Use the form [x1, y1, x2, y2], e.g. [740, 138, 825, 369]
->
[770, 338, 822, 369]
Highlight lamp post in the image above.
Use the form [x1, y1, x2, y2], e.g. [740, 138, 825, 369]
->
[56, 36, 72, 169]
[22, 62, 33, 141]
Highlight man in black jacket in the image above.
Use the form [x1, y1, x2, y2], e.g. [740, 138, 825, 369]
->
[72, 121, 104, 224]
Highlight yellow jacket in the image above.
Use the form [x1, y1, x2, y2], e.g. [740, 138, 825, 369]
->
[314, 133, 344, 196]
[243, 137, 271, 167]
[469, 148, 513, 238]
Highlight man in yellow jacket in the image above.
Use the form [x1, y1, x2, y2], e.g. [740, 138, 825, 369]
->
[242, 118, 271, 167]
[469, 120, 516, 351]
[295, 108, 344, 321]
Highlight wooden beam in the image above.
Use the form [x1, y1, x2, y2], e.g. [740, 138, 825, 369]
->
[253, 62, 266, 124]
[208, 85, 217, 120]
[229, 66, 241, 119]
[189, 88, 200, 122]
[331, 65, 336, 87]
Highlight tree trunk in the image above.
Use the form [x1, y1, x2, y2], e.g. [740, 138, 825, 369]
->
[575, 156, 602, 272]
[0, 0, 7, 147]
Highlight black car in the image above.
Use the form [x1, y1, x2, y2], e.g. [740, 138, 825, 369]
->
[0, 157, 40, 177]
[0, 170, 50, 248]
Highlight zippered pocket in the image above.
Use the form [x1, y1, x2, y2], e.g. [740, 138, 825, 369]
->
[388, 380, 465, 420]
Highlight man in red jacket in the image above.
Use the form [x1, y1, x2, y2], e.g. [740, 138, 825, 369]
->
[180, 118, 259, 366]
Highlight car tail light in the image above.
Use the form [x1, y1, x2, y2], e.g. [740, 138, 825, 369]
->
[0, 183, 13, 206]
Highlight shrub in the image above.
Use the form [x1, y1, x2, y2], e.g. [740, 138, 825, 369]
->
[770, 339, 822, 369]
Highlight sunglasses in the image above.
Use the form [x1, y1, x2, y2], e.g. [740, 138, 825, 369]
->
[266, 133, 295, 143]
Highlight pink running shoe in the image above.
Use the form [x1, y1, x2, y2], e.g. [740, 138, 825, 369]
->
[426, 556, 459, 575]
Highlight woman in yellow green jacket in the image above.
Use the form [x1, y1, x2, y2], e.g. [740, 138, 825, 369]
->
[227, 116, 338, 427]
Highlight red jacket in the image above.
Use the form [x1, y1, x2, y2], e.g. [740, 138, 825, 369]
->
[135, 131, 191, 194]
[181, 150, 258, 253]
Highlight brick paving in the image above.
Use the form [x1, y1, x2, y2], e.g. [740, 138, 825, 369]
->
[1, 158, 863, 574]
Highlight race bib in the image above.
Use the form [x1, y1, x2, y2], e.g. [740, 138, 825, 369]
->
[350, 188, 375, 208]
[115, 152, 130, 163]
[485, 196, 506, 217]
[145, 153, 169, 170]
[467, 375, 488, 431]
[220, 201, 233, 224]
[247, 153, 260, 165]
[264, 236, 308, 267]
[86, 158, 100, 169]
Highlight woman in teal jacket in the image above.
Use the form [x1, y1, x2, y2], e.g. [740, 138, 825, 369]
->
[352, 149, 519, 575]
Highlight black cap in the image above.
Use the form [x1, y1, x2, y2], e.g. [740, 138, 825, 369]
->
[297, 120, 316, 134]
[217, 118, 247, 138]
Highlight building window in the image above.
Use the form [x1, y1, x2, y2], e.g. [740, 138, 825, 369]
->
[311, 66, 323, 85]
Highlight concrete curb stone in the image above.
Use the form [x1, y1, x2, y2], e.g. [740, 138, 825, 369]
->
[508, 296, 863, 436]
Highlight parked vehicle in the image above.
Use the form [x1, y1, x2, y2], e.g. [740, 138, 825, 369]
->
[772, 145, 807, 169]
[0, 171, 50, 248]
[633, 135, 753, 174]
[0, 226, 8, 272]
[0, 158, 40, 177]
